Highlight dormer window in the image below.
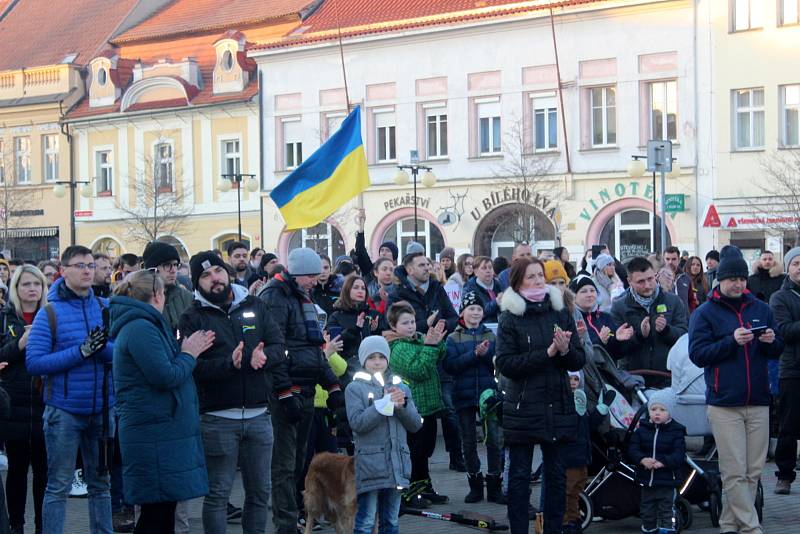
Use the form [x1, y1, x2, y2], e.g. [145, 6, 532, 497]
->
[212, 30, 251, 95]
[222, 51, 233, 71]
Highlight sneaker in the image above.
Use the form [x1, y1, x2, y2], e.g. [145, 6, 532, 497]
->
[775, 479, 791, 495]
[401, 493, 432, 509]
[113, 509, 135, 533]
[69, 469, 88, 498]
[227, 502, 242, 522]
[419, 479, 449, 504]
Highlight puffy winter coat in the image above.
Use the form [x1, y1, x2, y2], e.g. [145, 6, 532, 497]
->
[311, 275, 343, 317]
[26, 278, 114, 415]
[327, 304, 386, 379]
[689, 289, 783, 406]
[388, 333, 446, 417]
[769, 278, 800, 380]
[495, 286, 585, 445]
[110, 296, 208, 504]
[0, 303, 44, 441]
[748, 266, 786, 303]
[346, 371, 422, 494]
[462, 277, 502, 323]
[443, 324, 497, 411]
[386, 265, 458, 334]
[628, 418, 686, 487]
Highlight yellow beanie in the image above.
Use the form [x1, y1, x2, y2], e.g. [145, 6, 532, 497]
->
[544, 260, 570, 283]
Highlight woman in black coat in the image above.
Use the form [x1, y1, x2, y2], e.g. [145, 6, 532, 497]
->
[495, 258, 585, 534]
[0, 265, 48, 533]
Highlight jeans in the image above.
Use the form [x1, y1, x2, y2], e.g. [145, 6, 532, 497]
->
[270, 394, 314, 534]
[354, 489, 401, 534]
[440, 382, 463, 456]
[200, 412, 273, 534]
[0, 472, 9, 534]
[507, 443, 565, 534]
[5, 435, 47, 529]
[457, 407, 502, 475]
[134, 501, 176, 534]
[775, 378, 800, 482]
[42, 405, 114, 534]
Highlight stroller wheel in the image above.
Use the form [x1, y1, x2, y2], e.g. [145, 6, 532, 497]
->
[675, 496, 693, 531]
[578, 491, 593, 531]
[755, 480, 764, 523]
[708, 490, 721, 527]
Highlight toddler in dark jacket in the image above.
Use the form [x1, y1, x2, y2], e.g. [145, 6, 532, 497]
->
[628, 389, 687, 534]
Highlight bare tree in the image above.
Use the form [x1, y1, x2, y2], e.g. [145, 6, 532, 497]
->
[116, 139, 193, 247]
[0, 140, 31, 253]
[751, 150, 800, 247]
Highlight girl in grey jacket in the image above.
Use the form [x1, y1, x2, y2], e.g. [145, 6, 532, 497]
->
[346, 336, 423, 534]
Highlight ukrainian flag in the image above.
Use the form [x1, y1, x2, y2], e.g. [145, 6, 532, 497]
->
[270, 106, 370, 230]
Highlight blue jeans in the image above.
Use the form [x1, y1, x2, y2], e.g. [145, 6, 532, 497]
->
[200, 412, 273, 534]
[42, 405, 114, 534]
[354, 488, 401, 534]
[507, 443, 565, 534]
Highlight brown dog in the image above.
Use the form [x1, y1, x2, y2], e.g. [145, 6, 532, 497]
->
[303, 452, 357, 534]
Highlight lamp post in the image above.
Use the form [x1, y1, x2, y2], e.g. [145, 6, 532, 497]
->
[219, 173, 259, 243]
[53, 179, 93, 246]
[394, 151, 436, 243]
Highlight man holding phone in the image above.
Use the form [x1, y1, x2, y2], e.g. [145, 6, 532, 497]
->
[689, 245, 783, 534]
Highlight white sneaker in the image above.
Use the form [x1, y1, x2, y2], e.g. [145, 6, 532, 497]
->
[0, 451, 7, 472]
[69, 469, 88, 497]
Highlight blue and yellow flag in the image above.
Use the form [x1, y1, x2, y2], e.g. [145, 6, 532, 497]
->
[270, 106, 370, 230]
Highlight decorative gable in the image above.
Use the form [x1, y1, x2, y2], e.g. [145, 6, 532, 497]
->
[213, 30, 252, 95]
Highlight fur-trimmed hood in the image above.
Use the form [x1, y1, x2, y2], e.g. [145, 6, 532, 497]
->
[750, 260, 784, 278]
[499, 285, 564, 316]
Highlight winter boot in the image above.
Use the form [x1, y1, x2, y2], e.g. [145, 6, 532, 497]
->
[401, 481, 432, 509]
[419, 478, 449, 504]
[449, 450, 467, 472]
[485, 474, 507, 504]
[464, 473, 484, 503]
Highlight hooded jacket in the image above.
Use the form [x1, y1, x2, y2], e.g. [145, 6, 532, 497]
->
[109, 295, 208, 504]
[769, 277, 800, 380]
[26, 278, 114, 415]
[462, 277, 502, 323]
[747, 264, 786, 303]
[628, 418, 686, 487]
[443, 323, 497, 411]
[495, 285, 585, 445]
[689, 288, 783, 406]
[177, 283, 290, 412]
[346, 371, 422, 494]
[386, 265, 458, 334]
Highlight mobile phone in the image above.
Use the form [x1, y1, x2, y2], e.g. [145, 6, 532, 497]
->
[748, 325, 769, 334]
[328, 326, 342, 339]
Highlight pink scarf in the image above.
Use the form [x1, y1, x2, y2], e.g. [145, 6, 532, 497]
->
[520, 287, 547, 302]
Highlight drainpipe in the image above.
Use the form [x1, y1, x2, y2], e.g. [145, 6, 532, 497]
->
[258, 69, 265, 250]
[549, 8, 571, 175]
[693, 0, 701, 253]
[59, 101, 76, 246]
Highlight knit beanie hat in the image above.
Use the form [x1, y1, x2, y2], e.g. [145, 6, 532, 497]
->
[705, 250, 720, 263]
[406, 241, 425, 256]
[142, 240, 180, 269]
[544, 260, 570, 283]
[568, 274, 597, 294]
[358, 335, 391, 367]
[716, 245, 749, 281]
[459, 290, 484, 314]
[648, 388, 674, 417]
[189, 251, 228, 289]
[595, 254, 615, 271]
[379, 241, 399, 261]
[259, 252, 278, 270]
[785, 247, 800, 272]
[288, 248, 322, 276]
[440, 247, 455, 260]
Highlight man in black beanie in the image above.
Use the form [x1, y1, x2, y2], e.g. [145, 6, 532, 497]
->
[143, 240, 193, 333]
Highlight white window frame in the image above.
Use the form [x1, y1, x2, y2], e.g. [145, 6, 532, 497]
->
[220, 137, 241, 177]
[648, 80, 678, 142]
[733, 87, 765, 150]
[14, 137, 30, 184]
[590, 86, 616, 147]
[424, 102, 448, 159]
[732, 0, 764, 31]
[42, 134, 59, 182]
[781, 84, 800, 148]
[386, 217, 443, 259]
[613, 210, 655, 260]
[324, 112, 346, 141]
[476, 97, 502, 155]
[374, 107, 396, 163]
[531, 92, 558, 151]
[153, 140, 174, 192]
[780, 0, 800, 25]
[282, 118, 303, 170]
[95, 148, 113, 195]
[293, 223, 342, 260]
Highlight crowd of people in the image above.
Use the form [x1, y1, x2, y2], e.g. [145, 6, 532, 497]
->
[0, 234, 796, 534]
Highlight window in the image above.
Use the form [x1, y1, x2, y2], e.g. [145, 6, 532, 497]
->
[43, 134, 59, 182]
[95, 150, 112, 195]
[734, 88, 765, 149]
[221, 139, 241, 176]
[477, 98, 501, 154]
[781, 0, 800, 24]
[649, 81, 678, 142]
[283, 119, 302, 170]
[14, 137, 30, 184]
[325, 112, 345, 141]
[782, 85, 800, 147]
[383, 217, 445, 260]
[288, 222, 345, 260]
[590, 86, 616, 147]
[374, 109, 396, 162]
[154, 142, 173, 191]
[732, 0, 763, 31]
[222, 51, 234, 71]
[425, 106, 448, 158]
[599, 209, 670, 262]
[532, 94, 558, 150]
[97, 67, 107, 86]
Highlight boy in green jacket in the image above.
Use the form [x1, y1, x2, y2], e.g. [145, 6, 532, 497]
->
[385, 300, 448, 509]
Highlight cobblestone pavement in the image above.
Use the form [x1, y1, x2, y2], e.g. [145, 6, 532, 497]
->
[16, 436, 799, 533]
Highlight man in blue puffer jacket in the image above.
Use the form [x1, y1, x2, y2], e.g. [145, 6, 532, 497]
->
[689, 245, 783, 534]
[26, 245, 115, 534]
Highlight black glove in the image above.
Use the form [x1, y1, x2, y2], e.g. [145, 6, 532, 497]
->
[326, 389, 344, 411]
[80, 326, 108, 359]
[280, 395, 303, 425]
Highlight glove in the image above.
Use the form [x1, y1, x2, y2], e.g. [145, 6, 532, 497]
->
[326, 389, 344, 411]
[280, 395, 303, 425]
[596, 389, 616, 416]
[80, 326, 108, 359]
[621, 373, 645, 390]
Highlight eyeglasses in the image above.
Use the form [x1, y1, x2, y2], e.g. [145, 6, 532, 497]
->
[66, 263, 96, 271]
[159, 261, 179, 271]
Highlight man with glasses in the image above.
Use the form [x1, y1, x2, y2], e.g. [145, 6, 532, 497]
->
[142, 241, 192, 333]
[92, 253, 113, 298]
[26, 245, 114, 534]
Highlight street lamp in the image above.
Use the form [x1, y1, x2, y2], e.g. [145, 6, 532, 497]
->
[395, 152, 436, 242]
[219, 173, 259, 243]
[52, 179, 93, 246]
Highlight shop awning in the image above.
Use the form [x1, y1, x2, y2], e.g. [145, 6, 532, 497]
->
[0, 226, 59, 238]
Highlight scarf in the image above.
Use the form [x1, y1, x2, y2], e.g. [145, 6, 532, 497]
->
[520, 287, 547, 302]
[476, 277, 496, 300]
[629, 284, 661, 313]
